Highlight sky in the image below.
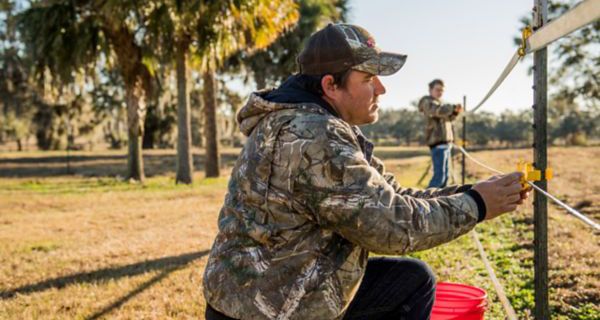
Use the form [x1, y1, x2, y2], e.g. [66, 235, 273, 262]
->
[347, 0, 538, 113]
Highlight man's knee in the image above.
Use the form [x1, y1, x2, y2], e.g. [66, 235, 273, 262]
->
[402, 258, 436, 289]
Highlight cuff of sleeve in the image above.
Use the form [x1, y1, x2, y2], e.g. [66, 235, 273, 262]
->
[455, 184, 473, 193]
[465, 189, 487, 222]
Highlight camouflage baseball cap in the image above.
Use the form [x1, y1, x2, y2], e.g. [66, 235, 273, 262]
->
[298, 23, 407, 76]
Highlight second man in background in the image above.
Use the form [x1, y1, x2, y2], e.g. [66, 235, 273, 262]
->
[419, 79, 463, 188]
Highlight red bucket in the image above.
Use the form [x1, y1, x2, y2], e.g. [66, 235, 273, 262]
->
[431, 282, 488, 320]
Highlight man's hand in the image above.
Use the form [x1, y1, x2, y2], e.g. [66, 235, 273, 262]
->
[472, 172, 528, 220]
[454, 104, 463, 114]
[516, 185, 531, 205]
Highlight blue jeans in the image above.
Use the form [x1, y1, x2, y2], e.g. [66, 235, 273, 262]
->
[205, 257, 436, 320]
[428, 144, 452, 188]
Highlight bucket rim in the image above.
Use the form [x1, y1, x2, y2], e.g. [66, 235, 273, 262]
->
[435, 281, 488, 301]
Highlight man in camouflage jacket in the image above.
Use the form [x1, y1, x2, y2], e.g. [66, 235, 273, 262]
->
[418, 79, 463, 188]
[204, 24, 527, 320]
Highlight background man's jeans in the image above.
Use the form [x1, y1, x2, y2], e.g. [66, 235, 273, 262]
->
[428, 143, 452, 188]
[206, 257, 436, 320]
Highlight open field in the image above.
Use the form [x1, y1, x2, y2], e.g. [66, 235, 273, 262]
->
[0, 147, 598, 319]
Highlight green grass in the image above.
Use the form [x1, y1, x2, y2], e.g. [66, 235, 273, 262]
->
[405, 212, 530, 319]
[21, 241, 62, 253]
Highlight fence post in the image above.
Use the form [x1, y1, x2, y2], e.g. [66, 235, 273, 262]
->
[533, 0, 549, 318]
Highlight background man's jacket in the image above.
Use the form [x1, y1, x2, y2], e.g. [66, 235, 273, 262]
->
[418, 95, 459, 147]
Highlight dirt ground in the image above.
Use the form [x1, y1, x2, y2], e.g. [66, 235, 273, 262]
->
[0, 147, 598, 319]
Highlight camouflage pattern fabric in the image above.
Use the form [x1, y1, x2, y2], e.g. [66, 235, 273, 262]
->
[334, 24, 407, 76]
[203, 91, 480, 320]
[418, 95, 459, 147]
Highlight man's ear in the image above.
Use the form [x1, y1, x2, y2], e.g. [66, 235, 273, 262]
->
[321, 74, 337, 99]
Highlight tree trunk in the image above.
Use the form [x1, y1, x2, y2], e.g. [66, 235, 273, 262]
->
[254, 72, 267, 91]
[142, 105, 156, 149]
[175, 43, 193, 184]
[102, 23, 154, 183]
[125, 79, 146, 182]
[203, 70, 220, 178]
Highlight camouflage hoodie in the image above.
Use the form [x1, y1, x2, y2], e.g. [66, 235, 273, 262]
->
[203, 75, 484, 320]
[418, 95, 460, 147]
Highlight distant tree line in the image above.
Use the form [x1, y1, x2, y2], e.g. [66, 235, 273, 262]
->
[362, 101, 600, 147]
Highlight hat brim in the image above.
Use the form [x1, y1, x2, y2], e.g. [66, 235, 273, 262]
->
[352, 52, 407, 76]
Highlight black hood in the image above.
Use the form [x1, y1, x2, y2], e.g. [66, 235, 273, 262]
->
[262, 74, 340, 118]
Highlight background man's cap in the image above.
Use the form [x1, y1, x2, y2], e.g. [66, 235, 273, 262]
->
[298, 23, 407, 76]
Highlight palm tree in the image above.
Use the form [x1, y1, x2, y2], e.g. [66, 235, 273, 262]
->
[18, 0, 298, 182]
[230, 0, 348, 89]
[145, 1, 195, 183]
[148, 0, 299, 179]
[199, 0, 299, 178]
[18, 1, 156, 182]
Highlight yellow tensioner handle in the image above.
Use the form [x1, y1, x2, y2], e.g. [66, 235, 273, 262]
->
[516, 160, 552, 190]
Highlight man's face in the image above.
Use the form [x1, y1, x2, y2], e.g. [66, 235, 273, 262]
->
[430, 84, 444, 100]
[328, 70, 386, 126]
